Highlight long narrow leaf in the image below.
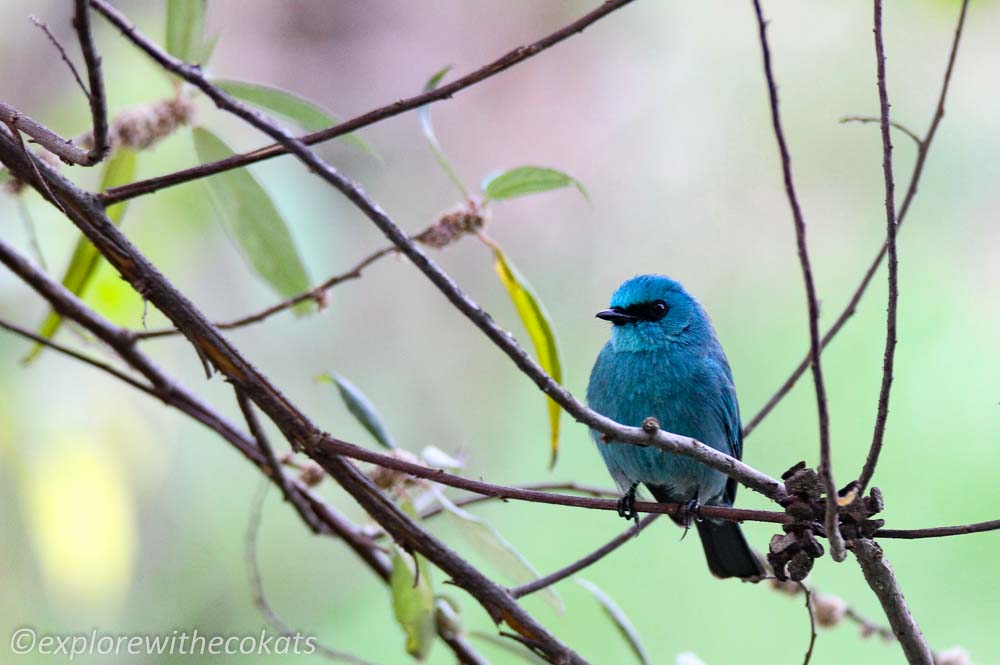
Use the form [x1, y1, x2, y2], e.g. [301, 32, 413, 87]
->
[577, 579, 652, 665]
[192, 128, 311, 309]
[433, 490, 563, 613]
[166, 0, 206, 63]
[418, 66, 469, 198]
[24, 149, 137, 363]
[491, 244, 563, 467]
[316, 372, 396, 449]
[214, 79, 375, 156]
[482, 166, 588, 202]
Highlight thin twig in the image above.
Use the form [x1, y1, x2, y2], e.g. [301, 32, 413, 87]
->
[839, 116, 921, 148]
[861, 1, 899, 495]
[96, 0, 637, 205]
[852, 539, 933, 664]
[236, 388, 323, 532]
[751, 0, 843, 561]
[743, 0, 971, 439]
[73, 0, 110, 163]
[799, 582, 817, 665]
[15, 197, 48, 270]
[29, 15, 91, 101]
[245, 481, 379, 665]
[135, 245, 397, 339]
[511, 514, 658, 599]
[877, 518, 1000, 540]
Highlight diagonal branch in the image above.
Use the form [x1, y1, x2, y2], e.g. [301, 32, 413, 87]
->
[97, 0, 638, 206]
[751, 0, 843, 561]
[743, 0, 971, 439]
[852, 539, 933, 664]
[73, 0, 110, 163]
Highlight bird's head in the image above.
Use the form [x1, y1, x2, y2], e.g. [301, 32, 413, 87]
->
[596, 274, 711, 352]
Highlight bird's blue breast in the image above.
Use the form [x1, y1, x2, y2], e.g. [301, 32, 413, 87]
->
[586, 340, 738, 505]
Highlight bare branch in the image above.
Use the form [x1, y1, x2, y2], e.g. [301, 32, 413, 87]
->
[29, 15, 91, 102]
[877, 518, 1000, 540]
[751, 0, 843, 560]
[73, 0, 110, 163]
[800, 582, 817, 665]
[97, 0, 637, 206]
[136, 245, 397, 339]
[237, 388, 323, 532]
[511, 514, 659, 599]
[743, 0, 971, 438]
[840, 115, 922, 148]
[852, 539, 933, 664]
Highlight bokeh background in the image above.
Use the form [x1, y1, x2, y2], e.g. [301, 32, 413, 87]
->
[1, 1, 998, 663]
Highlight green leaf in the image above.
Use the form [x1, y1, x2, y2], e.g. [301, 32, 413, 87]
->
[482, 166, 588, 202]
[24, 149, 138, 363]
[390, 546, 436, 660]
[315, 372, 396, 449]
[418, 66, 469, 198]
[469, 631, 549, 665]
[576, 579, 652, 665]
[166, 0, 206, 63]
[433, 490, 563, 613]
[192, 128, 311, 309]
[490, 244, 563, 468]
[214, 79, 375, 157]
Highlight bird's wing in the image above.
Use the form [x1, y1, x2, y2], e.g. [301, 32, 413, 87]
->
[704, 350, 744, 505]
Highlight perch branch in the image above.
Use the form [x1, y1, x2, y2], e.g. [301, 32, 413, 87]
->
[73, 0, 110, 163]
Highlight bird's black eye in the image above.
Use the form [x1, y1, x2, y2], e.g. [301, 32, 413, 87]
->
[650, 300, 669, 321]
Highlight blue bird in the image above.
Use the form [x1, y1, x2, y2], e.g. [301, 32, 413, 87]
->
[587, 275, 764, 579]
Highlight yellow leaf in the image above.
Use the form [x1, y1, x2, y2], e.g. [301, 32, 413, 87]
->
[491, 245, 562, 467]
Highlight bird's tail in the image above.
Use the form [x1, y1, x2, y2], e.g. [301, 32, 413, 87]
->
[694, 519, 766, 580]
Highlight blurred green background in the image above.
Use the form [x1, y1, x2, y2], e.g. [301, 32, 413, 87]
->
[1, 1, 998, 663]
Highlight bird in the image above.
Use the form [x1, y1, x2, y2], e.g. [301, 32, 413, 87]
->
[586, 274, 764, 579]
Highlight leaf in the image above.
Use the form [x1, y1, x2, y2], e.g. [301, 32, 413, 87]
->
[316, 373, 396, 449]
[390, 545, 436, 660]
[576, 579, 652, 665]
[490, 244, 563, 468]
[192, 128, 311, 309]
[418, 66, 469, 198]
[24, 149, 138, 363]
[433, 490, 563, 613]
[166, 0, 206, 63]
[420, 446, 463, 469]
[469, 631, 549, 665]
[214, 79, 375, 156]
[482, 166, 588, 202]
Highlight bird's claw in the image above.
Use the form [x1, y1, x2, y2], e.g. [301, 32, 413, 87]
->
[679, 498, 702, 541]
[617, 484, 640, 527]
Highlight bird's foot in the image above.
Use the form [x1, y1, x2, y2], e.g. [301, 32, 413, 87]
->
[617, 483, 640, 527]
[679, 499, 702, 541]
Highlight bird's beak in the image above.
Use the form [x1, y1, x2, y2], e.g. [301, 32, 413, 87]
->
[595, 308, 636, 325]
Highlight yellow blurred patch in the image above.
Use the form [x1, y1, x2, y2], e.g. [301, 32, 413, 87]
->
[21, 441, 135, 612]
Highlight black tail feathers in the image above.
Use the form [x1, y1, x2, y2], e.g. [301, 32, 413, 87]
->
[694, 519, 766, 580]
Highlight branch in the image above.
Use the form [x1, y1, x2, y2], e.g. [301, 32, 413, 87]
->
[852, 539, 933, 664]
[877, 518, 1000, 540]
[135, 245, 397, 339]
[29, 15, 91, 102]
[859, 0, 900, 496]
[839, 116, 921, 148]
[510, 514, 659, 599]
[751, 0, 843, 560]
[742, 0, 971, 438]
[96, 0, 638, 206]
[73, 0, 110, 163]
